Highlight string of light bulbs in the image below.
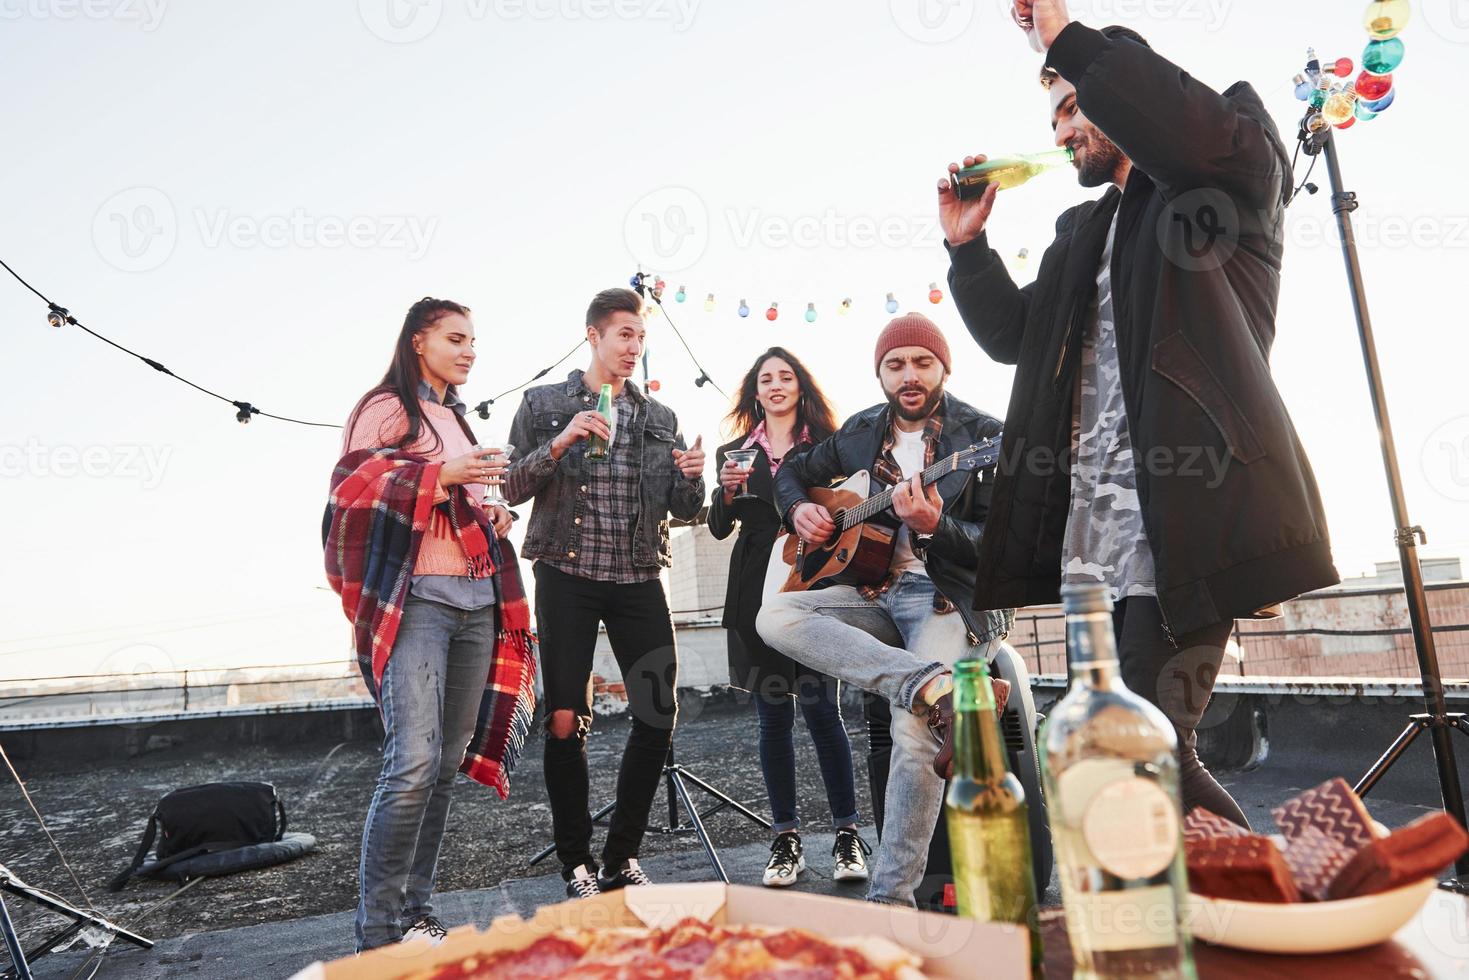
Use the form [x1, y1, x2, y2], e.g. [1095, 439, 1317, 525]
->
[0, 258, 724, 428]
[4, 254, 1024, 426]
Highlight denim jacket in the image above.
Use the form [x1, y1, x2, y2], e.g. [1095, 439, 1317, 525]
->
[505, 370, 705, 570]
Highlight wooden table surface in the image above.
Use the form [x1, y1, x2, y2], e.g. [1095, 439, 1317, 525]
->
[1038, 891, 1469, 978]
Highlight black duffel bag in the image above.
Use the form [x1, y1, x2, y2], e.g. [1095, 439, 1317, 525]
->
[108, 781, 287, 891]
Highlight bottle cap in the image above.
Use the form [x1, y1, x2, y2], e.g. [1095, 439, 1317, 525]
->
[1060, 583, 1114, 615]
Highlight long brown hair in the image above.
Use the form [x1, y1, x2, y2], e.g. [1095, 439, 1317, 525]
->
[345, 297, 478, 454]
[722, 347, 838, 446]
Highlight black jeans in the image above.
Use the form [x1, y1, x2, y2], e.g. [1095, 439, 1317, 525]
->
[533, 563, 677, 877]
[1114, 596, 1249, 828]
[752, 671, 859, 832]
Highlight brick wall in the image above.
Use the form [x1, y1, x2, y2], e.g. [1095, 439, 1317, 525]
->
[1010, 582, 1469, 681]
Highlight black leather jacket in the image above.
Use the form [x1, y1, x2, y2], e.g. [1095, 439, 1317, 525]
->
[504, 370, 705, 570]
[772, 392, 1014, 644]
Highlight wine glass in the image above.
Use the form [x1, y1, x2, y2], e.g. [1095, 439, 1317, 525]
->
[476, 443, 514, 507]
[724, 448, 760, 501]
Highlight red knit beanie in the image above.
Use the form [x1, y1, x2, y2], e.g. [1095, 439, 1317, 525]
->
[873, 313, 951, 375]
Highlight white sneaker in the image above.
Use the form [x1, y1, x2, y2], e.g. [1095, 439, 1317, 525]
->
[402, 915, 448, 945]
[598, 858, 654, 891]
[566, 864, 602, 899]
[832, 828, 871, 882]
[762, 832, 805, 887]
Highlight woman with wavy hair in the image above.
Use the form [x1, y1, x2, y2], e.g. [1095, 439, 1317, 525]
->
[708, 347, 870, 888]
[324, 297, 536, 952]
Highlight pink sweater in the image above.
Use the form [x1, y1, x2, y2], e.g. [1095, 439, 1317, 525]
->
[342, 391, 487, 577]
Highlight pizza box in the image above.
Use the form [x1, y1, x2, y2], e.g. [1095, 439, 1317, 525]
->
[289, 883, 1031, 979]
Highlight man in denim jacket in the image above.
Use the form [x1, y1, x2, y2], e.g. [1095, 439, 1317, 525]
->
[505, 287, 705, 899]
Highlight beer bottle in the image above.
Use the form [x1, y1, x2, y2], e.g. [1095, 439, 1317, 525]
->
[950, 148, 1075, 199]
[585, 383, 614, 462]
[946, 658, 1042, 969]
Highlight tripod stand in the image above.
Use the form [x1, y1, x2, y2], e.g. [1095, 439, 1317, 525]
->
[0, 864, 152, 980]
[529, 743, 771, 883]
[1295, 106, 1469, 890]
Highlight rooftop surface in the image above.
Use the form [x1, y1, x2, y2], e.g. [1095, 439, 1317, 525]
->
[3, 696, 1461, 979]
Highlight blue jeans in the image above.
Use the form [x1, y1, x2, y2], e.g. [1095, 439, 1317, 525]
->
[757, 573, 998, 906]
[753, 671, 859, 833]
[355, 596, 496, 951]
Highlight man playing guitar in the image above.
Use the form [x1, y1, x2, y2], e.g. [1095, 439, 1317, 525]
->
[756, 313, 1027, 908]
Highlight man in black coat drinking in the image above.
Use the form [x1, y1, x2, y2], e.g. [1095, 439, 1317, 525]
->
[940, 5, 1339, 825]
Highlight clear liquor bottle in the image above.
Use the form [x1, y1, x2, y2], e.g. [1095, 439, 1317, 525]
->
[1041, 584, 1195, 980]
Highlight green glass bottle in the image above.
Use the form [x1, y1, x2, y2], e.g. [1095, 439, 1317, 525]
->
[950, 148, 1075, 200]
[585, 383, 613, 462]
[945, 658, 1042, 969]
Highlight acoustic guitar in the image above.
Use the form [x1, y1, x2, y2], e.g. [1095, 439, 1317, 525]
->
[762, 438, 1002, 600]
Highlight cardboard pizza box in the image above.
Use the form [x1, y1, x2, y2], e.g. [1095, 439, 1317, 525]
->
[289, 883, 1031, 979]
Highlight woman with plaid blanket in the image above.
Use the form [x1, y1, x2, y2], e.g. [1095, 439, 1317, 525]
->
[323, 297, 536, 953]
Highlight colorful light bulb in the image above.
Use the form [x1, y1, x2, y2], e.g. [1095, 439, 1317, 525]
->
[1356, 70, 1393, 101]
[885, 292, 898, 314]
[675, 285, 686, 303]
[838, 297, 852, 316]
[1361, 87, 1395, 112]
[1363, 37, 1404, 75]
[649, 379, 661, 392]
[1293, 74, 1312, 101]
[928, 282, 943, 304]
[738, 299, 750, 318]
[1323, 86, 1358, 126]
[704, 292, 715, 313]
[1309, 84, 1329, 110]
[1330, 57, 1354, 77]
[644, 303, 660, 318]
[804, 302, 817, 323]
[1362, 0, 1410, 40]
[1354, 100, 1379, 122]
[1336, 114, 1358, 130]
[766, 302, 778, 321]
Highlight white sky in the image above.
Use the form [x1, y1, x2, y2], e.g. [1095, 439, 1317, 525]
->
[2, 0, 1467, 683]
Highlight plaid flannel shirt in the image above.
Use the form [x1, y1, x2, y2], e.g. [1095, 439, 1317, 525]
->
[861, 405, 956, 614]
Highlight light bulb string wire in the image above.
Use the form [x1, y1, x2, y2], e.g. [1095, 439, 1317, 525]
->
[1, 257, 619, 428]
[646, 289, 728, 399]
[470, 339, 587, 420]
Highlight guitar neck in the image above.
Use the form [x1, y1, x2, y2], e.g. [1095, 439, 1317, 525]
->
[840, 456, 957, 530]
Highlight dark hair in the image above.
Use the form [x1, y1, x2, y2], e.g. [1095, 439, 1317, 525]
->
[723, 347, 839, 446]
[586, 287, 643, 333]
[345, 297, 477, 454]
[1040, 25, 1150, 88]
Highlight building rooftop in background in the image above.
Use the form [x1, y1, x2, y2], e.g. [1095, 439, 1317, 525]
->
[1331, 557, 1463, 591]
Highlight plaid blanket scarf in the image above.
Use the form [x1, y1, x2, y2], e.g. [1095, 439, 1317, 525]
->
[323, 448, 536, 799]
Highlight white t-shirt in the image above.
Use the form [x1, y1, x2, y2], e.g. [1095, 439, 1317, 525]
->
[888, 426, 929, 577]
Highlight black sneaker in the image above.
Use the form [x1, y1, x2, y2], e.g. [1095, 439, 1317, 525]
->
[597, 858, 653, 891]
[762, 832, 805, 888]
[832, 828, 872, 882]
[402, 914, 448, 945]
[566, 863, 602, 899]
